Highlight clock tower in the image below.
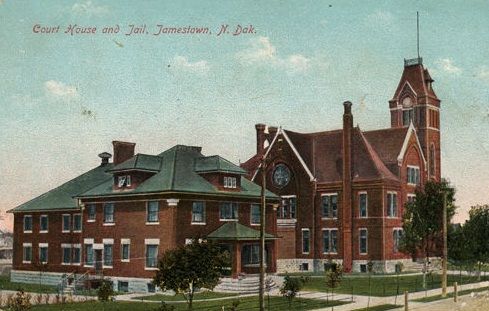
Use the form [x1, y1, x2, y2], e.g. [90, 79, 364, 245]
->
[389, 57, 441, 181]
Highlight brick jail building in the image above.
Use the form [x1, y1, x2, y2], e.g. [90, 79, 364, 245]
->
[10, 144, 279, 292]
[241, 58, 441, 273]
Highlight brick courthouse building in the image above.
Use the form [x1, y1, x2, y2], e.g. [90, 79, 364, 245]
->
[241, 58, 441, 273]
[10, 143, 279, 292]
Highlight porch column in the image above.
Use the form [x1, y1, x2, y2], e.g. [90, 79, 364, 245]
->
[267, 241, 277, 273]
[232, 242, 241, 278]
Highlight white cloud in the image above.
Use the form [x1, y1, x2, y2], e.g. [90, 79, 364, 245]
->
[72, 1, 109, 16]
[436, 58, 462, 74]
[236, 36, 311, 73]
[172, 56, 209, 74]
[44, 80, 78, 98]
[476, 66, 489, 82]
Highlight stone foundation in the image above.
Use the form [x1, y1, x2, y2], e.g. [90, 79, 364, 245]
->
[277, 259, 344, 273]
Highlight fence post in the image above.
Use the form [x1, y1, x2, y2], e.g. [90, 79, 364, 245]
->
[404, 291, 409, 311]
[454, 282, 458, 302]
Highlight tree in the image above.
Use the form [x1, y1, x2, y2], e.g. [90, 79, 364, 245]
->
[461, 205, 489, 280]
[324, 262, 343, 310]
[400, 179, 456, 288]
[153, 240, 230, 310]
[280, 274, 308, 307]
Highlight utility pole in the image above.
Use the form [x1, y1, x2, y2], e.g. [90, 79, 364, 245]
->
[259, 156, 267, 311]
[442, 191, 448, 297]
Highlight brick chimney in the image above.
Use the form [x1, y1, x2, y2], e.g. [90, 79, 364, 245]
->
[112, 141, 136, 165]
[342, 101, 353, 273]
[255, 123, 266, 154]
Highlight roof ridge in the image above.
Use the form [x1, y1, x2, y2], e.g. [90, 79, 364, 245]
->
[169, 147, 178, 191]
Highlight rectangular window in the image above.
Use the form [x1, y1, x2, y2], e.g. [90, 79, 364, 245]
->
[73, 214, 82, 232]
[359, 193, 368, 218]
[219, 202, 238, 220]
[407, 166, 420, 185]
[242, 244, 261, 265]
[191, 201, 205, 223]
[322, 229, 338, 254]
[278, 196, 297, 219]
[40, 215, 48, 232]
[407, 194, 416, 204]
[250, 204, 261, 225]
[224, 176, 237, 189]
[121, 240, 130, 262]
[403, 109, 414, 126]
[87, 204, 96, 221]
[322, 194, 338, 218]
[103, 244, 113, 267]
[147, 201, 159, 223]
[62, 245, 71, 264]
[393, 229, 403, 253]
[146, 245, 158, 268]
[73, 245, 81, 264]
[103, 203, 114, 223]
[22, 244, 32, 263]
[85, 244, 94, 266]
[39, 244, 48, 264]
[23, 215, 33, 232]
[62, 214, 71, 232]
[387, 192, 398, 217]
[359, 229, 368, 254]
[117, 175, 131, 188]
[302, 229, 310, 254]
[118, 281, 129, 293]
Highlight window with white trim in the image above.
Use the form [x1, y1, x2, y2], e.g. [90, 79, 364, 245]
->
[359, 192, 368, 218]
[278, 196, 297, 219]
[73, 214, 82, 232]
[407, 166, 420, 185]
[250, 204, 261, 225]
[117, 175, 131, 188]
[87, 204, 96, 221]
[191, 201, 205, 223]
[322, 194, 338, 218]
[103, 243, 113, 267]
[73, 244, 81, 264]
[219, 202, 238, 220]
[22, 243, 32, 263]
[387, 192, 398, 217]
[23, 215, 32, 233]
[223, 176, 237, 189]
[121, 240, 130, 262]
[103, 203, 114, 224]
[393, 229, 403, 253]
[85, 244, 94, 266]
[302, 229, 310, 254]
[147, 201, 159, 223]
[62, 214, 71, 232]
[39, 244, 48, 264]
[146, 244, 158, 268]
[407, 194, 416, 204]
[322, 229, 338, 254]
[359, 229, 368, 254]
[62, 244, 71, 265]
[40, 215, 48, 233]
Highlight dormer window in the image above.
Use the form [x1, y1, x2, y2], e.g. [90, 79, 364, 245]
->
[117, 175, 131, 188]
[223, 176, 237, 189]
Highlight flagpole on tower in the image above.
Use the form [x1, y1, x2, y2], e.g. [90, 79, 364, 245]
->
[417, 11, 420, 59]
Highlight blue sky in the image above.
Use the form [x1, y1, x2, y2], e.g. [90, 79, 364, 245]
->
[1, 0, 489, 229]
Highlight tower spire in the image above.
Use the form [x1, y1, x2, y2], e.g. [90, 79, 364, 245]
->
[417, 11, 420, 58]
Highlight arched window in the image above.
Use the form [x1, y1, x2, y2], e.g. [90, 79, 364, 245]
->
[429, 144, 436, 177]
[402, 97, 414, 126]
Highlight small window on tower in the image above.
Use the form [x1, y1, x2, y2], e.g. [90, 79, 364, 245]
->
[402, 97, 414, 126]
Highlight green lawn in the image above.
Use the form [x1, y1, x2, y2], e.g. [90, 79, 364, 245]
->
[413, 286, 488, 303]
[352, 304, 400, 311]
[31, 296, 348, 311]
[0, 276, 57, 293]
[133, 291, 238, 302]
[303, 274, 489, 297]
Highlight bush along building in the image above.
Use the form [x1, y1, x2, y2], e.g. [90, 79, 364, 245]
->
[241, 58, 441, 273]
[10, 143, 280, 292]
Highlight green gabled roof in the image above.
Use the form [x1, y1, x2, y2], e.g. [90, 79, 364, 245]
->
[77, 145, 278, 200]
[109, 154, 162, 172]
[10, 164, 114, 213]
[195, 155, 246, 174]
[207, 222, 277, 241]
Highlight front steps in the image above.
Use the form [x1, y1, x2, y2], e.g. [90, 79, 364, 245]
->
[214, 275, 283, 294]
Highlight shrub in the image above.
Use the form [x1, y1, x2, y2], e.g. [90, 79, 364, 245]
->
[154, 301, 175, 311]
[5, 289, 32, 311]
[280, 274, 308, 306]
[97, 280, 114, 302]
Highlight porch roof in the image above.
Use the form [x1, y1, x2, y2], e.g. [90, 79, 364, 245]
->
[207, 222, 277, 241]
